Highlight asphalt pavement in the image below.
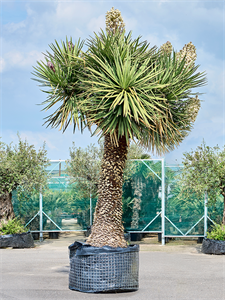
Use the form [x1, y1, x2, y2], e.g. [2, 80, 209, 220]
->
[0, 233, 225, 300]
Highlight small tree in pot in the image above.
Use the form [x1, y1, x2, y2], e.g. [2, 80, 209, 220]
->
[32, 7, 206, 292]
[0, 136, 49, 247]
[176, 142, 225, 254]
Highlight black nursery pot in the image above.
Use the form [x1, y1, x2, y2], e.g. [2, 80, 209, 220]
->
[202, 238, 225, 255]
[32, 232, 40, 240]
[130, 232, 143, 242]
[68, 241, 139, 293]
[49, 232, 59, 239]
[0, 232, 34, 248]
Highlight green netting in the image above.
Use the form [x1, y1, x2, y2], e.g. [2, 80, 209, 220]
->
[11, 160, 224, 236]
[164, 165, 224, 236]
[122, 160, 162, 232]
[12, 190, 40, 231]
[165, 165, 204, 236]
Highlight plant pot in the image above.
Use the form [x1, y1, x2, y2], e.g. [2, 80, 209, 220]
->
[158, 233, 169, 243]
[32, 232, 40, 240]
[202, 238, 225, 255]
[68, 241, 139, 293]
[130, 232, 143, 241]
[197, 237, 204, 244]
[0, 232, 34, 248]
[49, 232, 59, 239]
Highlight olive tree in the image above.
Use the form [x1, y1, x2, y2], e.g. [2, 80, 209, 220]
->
[0, 136, 49, 223]
[177, 141, 225, 224]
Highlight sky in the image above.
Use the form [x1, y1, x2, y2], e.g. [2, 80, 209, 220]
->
[0, 0, 224, 164]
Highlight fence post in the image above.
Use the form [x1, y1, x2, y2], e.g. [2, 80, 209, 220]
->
[39, 192, 43, 242]
[161, 158, 165, 245]
[90, 193, 92, 226]
[204, 191, 208, 237]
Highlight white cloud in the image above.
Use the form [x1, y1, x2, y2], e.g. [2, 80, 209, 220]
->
[128, 1, 223, 48]
[87, 15, 105, 33]
[1, 2, 109, 74]
[55, 2, 93, 22]
[191, 3, 223, 27]
[197, 48, 224, 98]
[2, 50, 44, 70]
[4, 20, 26, 33]
[24, 1, 96, 38]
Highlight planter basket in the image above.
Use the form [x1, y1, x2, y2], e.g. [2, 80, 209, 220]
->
[202, 238, 225, 255]
[0, 232, 34, 248]
[49, 232, 59, 239]
[68, 241, 139, 293]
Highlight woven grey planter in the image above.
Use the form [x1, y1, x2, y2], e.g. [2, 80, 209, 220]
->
[68, 241, 139, 293]
[0, 232, 34, 248]
[202, 238, 225, 255]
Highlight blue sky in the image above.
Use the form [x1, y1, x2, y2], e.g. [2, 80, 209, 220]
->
[0, 0, 224, 164]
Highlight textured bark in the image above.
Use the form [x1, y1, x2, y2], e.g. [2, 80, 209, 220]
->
[0, 192, 15, 222]
[86, 134, 128, 248]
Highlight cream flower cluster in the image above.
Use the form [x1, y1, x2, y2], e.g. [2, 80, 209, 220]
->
[105, 7, 125, 34]
[176, 42, 197, 69]
[159, 41, 173, 56]
[188, 95, 201, 122]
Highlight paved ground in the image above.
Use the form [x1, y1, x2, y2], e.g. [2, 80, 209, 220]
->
[0, 233, 225, 300]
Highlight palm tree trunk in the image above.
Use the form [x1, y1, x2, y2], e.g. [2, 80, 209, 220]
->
[0, 192, 15, 222]
[86, 134, 128, 248]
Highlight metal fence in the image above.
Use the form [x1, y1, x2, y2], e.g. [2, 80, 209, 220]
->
[12, 159, 223, 245]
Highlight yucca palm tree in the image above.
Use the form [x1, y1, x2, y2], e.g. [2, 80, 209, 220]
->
[32, 8, 206, 248]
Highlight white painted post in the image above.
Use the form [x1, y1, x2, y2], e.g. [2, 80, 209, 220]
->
[204, 191, 208, 237]
[39, 192, 43, 242]
[161, 158, 165, 245]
